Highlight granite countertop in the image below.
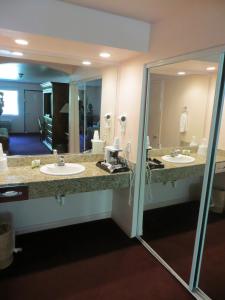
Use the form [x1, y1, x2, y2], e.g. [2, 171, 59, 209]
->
[1, 151, 224, 199]
[149, 153, 225, 183]
[0, 161, 130, 199]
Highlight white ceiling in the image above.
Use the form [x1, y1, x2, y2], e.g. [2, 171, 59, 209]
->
[0, 29, 139, 68]
[63, 0, 212, 23]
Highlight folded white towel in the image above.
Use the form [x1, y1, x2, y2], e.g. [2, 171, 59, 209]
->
[180, 112, 188, 133]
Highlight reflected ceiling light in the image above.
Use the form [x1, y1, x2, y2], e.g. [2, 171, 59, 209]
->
[177, 71, 186, 76]
[99, 52, 111, 58]
[0, 49, 11, 55]
[11, 51, 23, 56]
[82, 60, 91, 65]
[206, 66, 216, 71]
[15, 39, 29, 46]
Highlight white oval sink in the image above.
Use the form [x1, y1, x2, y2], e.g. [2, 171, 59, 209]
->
[40, 163, 85, 176]
[162, 154, 195, 164]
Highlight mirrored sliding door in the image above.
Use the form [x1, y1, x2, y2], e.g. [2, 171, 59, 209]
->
[139, 51, 222, 288]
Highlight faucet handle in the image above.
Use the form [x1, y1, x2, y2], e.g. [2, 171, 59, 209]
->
[171, 148, 181, 157]
[57, 155, 65, 166]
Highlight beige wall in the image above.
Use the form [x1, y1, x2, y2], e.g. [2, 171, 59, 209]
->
[114, 59, 144, 161]
[100, 67, 118, 146]
[152, 74, 215, 147]
[149, 73, 225, 150]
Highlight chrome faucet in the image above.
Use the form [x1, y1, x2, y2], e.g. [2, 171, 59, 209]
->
[53, 149, 65, 166]
[57, 155, 65, 166]
[170, 149, 181, 157]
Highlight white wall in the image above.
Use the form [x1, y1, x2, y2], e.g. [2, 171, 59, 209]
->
[0, 81, 42, 133]
[0, 0, 151, 52]
[145, 177, 202, 210]
[0, 190, 112, 234]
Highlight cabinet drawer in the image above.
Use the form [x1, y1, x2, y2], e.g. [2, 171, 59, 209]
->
[216, 161, 225, 174]
[0, 185, 29, 203]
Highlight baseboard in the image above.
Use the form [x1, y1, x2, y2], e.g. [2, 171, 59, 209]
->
[144, 197, 197, 210]
[15, 211, 112, 235]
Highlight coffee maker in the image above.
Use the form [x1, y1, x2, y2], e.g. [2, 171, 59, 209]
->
[96, 138, 130, 173]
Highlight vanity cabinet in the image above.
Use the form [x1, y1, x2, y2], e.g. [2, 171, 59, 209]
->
[41, 82, 69, 152]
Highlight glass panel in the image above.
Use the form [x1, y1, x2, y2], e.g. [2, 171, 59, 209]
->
[199, 97, 225, 298]
[142, 54, 220, 283]
[85, 79, 102, 151]
[77, 79, 102, 152]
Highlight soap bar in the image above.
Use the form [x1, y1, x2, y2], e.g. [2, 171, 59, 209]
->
[31, 160, 41, 169]
[182, 149, 191, 155]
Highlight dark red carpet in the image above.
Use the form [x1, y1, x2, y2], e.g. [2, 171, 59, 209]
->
[0, 219, 193, 300]
[143, 202, 199, 282]
[143, 201, 225, 299]
[199, 217, 225, 300]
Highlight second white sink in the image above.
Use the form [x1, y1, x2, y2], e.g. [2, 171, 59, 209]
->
[40, 163, 85, 176]
[162, 154, 195, 164]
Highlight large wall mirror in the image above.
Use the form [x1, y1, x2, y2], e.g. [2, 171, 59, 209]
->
[0, 57, 117, 156]
[148, 56, 221, 150]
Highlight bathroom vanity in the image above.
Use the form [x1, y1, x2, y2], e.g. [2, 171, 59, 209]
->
[149, 152, 225, 184]
[0, 154, 130, 201]
[0, 153, 132, 236]
[0, 150, 224, 236]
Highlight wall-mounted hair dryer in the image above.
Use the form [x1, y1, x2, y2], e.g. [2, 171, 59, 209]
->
[104, 113, 112, 128]
[118, 114, 127, 134]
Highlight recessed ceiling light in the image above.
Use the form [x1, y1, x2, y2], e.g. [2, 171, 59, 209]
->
[206, 66, 216, 71]
[99, 52, 111, 58]
[15, 39, 29, 46]
[82, 61, 91, 65]
[0, 49, 11, 55]
[11, 51, 23, 56]
[177, 71, 186, 76]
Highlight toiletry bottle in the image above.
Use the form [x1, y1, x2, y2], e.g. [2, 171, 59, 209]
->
[0, 143, 7, 171]
[190, 136, 198, 147]
[197, 138, 208, 156]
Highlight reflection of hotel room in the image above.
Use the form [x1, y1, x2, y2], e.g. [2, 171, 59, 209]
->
[0, 63, 101, 155]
